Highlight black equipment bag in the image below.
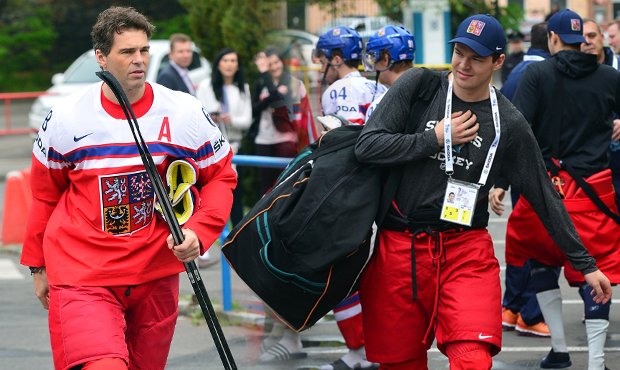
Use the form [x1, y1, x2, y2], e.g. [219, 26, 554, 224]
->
[221, 68, 441, 331]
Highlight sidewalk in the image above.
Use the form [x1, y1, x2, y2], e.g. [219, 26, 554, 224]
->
[178, 244, 268, 329]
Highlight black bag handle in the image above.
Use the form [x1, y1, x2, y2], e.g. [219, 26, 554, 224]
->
[562, 163, 620, 226]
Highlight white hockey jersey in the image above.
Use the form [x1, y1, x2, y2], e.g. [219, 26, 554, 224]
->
[22, 82, 236, 286]
[321, 71, 387, 125]
[364, 90, 387, 124]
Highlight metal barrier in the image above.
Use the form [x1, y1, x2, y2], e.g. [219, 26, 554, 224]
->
[0, 92, 46, 136]
[218, 154, 292, 311]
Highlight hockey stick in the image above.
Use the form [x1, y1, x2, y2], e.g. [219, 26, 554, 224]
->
[96, 71, 237, 370]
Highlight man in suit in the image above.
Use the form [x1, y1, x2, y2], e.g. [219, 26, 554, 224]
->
[157, 33, 195, 95]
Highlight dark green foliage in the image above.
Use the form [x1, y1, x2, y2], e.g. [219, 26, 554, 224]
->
[449, 0, 524, 34]
[2, 0, 192, 91]
[375, 0, 404, 21]
[0, 0, 57, 91]
[180, 0, 272, 70]
[179, 0, 226, 63]
[152, 14, 193, 40]
[221, 0, 270, 74]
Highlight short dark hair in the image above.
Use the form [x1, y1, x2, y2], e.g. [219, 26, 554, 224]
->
[378, 50, 413, 73]
[530, 22, 549, 52]
[211, 48, 246, 102]
[263, 46, 290, 76]
[91, 6, 155, 56]
[331, 49, 360, 69]
[582, 18, 602, 35]
[264, 46, 283, 60]
[169, 33, 191, 52]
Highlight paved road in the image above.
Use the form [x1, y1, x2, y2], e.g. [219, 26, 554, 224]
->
[2, 214, 620, 369]
[2, 91, 620, 369]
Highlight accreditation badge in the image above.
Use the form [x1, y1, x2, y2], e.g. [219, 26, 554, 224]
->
[440, 178, 479, 226]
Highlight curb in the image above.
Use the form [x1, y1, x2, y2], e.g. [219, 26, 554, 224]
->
[178, 298, 344, 345]
[178, 298, 265, 330]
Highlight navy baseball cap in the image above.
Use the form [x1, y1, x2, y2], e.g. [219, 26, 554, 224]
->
[547, 9, 586, 45]
[449, 14, 506, 57]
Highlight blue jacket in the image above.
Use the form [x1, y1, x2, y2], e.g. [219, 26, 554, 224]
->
[156, 64, 192, 94]
[500, 48, 550, 101]
[603, 46, 620, 70]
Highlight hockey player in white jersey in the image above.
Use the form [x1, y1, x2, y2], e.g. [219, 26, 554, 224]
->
[314, 26, 387, 125]
[363, 25, 416, 124]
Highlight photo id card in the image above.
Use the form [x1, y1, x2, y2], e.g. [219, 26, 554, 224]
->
[440, 178, 479, 226]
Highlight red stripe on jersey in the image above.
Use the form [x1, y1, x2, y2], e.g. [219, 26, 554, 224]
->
[348, 118, 365, 125]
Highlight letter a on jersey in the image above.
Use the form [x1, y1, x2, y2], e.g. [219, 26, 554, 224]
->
[158, 117, 172, 142]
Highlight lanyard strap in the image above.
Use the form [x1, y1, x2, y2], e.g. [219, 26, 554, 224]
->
[443, 79, 501, 186]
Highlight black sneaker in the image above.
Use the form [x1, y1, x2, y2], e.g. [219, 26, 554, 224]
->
[540, 349, 571, 369]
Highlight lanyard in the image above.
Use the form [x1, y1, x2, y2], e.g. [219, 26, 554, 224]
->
[443, 78, 501, 186]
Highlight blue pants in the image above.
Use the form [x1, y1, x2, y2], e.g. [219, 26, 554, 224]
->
[502, 262, 544, 325]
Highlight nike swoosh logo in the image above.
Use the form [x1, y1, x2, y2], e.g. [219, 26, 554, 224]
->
[478, 333, 493, 339]
[73, 133, 94, 142]
[495, 47, 502, 51]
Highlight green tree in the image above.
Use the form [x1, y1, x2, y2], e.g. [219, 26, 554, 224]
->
[0, 0, 57, 90]
[220, 1, 271, 70]
[373, 0, 524, 34]
[448, 0, 523, 33]
[180, 0, 287, 89]
[375, 0, 405, 21]
[180, 0, 273, 65]
[152, 14, 193, 40]
[180, 0, 227, 62]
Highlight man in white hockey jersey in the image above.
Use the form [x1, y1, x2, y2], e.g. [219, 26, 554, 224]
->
[21, 6, 236, 370]
[363, 25, 416, 124]
[314, 26, 387, 125]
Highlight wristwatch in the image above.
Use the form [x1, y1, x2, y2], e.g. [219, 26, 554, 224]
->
[29, 266, 45, 275]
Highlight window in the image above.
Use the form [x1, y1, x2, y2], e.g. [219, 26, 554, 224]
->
[63, 54, 101, 84]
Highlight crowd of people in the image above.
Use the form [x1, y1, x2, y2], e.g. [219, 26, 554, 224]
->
[20, 4, 620, 370]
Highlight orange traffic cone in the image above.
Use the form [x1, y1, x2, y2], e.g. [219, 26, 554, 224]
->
[1, 168, 32, 246]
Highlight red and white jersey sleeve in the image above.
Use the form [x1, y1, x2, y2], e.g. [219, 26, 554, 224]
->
[21, 82, 236, 286]
[321, 71, 387, 125]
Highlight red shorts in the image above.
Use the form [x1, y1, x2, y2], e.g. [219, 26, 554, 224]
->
[48, 274, 179, 370]
[359, 229, 501, 364]
[506, 169, 620, 285]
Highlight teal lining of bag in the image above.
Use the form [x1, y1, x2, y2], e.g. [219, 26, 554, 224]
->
[257, 212, 325, 294]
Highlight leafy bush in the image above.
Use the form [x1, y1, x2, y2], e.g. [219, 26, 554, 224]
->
[0, 0, 57, 90]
